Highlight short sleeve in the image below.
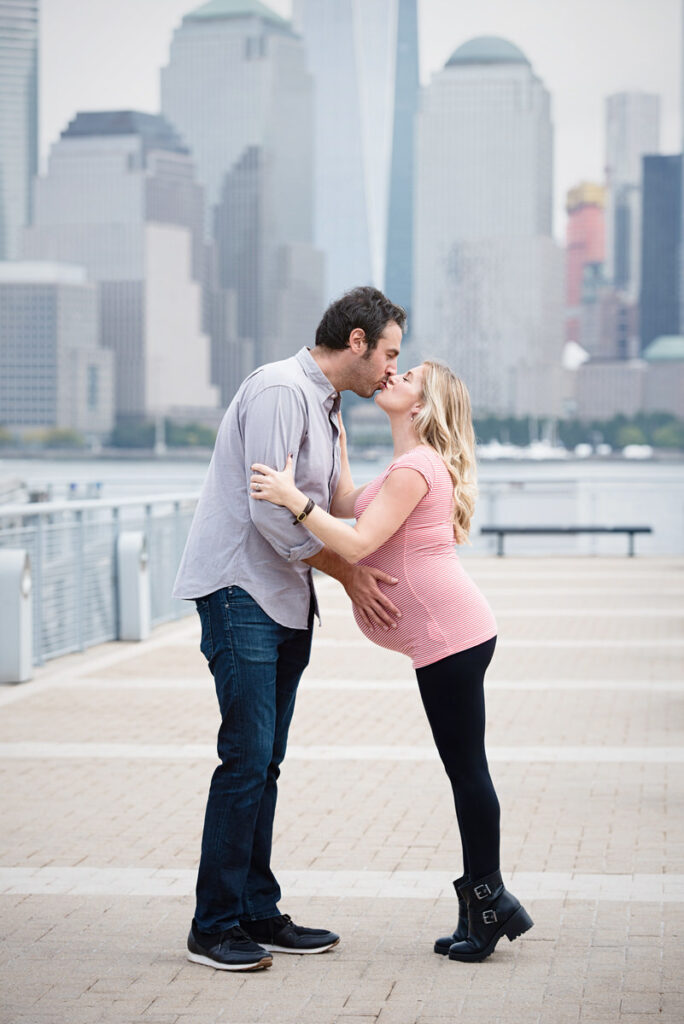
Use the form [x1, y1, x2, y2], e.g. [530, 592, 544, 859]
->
[386, 447, 436, 492]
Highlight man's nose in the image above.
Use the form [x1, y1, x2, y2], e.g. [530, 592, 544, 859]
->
[387, 360, 398, 376]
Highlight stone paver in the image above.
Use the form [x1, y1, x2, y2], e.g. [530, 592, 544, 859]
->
[0, 682, 680, 747]
[0, 557, 683, 1024]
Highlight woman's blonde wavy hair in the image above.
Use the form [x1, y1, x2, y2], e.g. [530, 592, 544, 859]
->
[412, 361, 477, 544]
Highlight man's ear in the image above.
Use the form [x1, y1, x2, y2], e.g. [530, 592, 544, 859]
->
[348, 327, 367, 355]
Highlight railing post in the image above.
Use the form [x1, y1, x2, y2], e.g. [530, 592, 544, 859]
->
[0, 549, 33, 683]
[174, 500, 183, 620]
[144, 502, 153, 622]
[117, 531, 151, 641]
[488, 486, 499, 556]
[33, 513, 44, 666]
[497, 531, 505, 557]
[112, 505, 121, 638]
[144, 502, 153, 565]
[75, 508, 85, 651]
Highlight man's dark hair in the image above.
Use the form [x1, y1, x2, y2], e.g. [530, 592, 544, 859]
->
[315, 286, 406, 353]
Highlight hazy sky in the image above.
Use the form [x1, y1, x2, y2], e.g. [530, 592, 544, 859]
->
[41, 0, 680, 239]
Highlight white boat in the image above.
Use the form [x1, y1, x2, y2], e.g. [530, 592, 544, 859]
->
[622, 444, 654, 460]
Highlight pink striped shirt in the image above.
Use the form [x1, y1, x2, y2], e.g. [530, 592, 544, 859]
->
[352, 445, 497, 669]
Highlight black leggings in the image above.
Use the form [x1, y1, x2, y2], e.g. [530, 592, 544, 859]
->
[415, 637, 500, 881]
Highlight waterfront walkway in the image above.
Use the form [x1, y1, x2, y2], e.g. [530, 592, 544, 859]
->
[1, 557, 683, 1024]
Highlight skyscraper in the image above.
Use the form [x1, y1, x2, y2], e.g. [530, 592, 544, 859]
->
[292, 0, 371, 301]
[0, 0, 39, 260]
[565, 183, 605, 345]
[680, 0, 684, 333]
[384, 0, 419, 321]
[413, 36, 562, 417]
[0, 262, 114, 436]
[640, 155, 682, 351]
[161, 0, 323, 392]
[23, 111, 218, 422]
[292, 0, 419, 307]
[605, 92, 660, 300]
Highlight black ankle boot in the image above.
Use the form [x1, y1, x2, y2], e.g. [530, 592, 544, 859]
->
[433, 875, 469, 955]
[448, 870, 533, 962]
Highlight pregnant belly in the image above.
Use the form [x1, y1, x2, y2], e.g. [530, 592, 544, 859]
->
[352, 597, 418, 659]
[350, 553, 497, 663]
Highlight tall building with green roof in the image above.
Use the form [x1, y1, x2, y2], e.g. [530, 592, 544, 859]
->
[184, 0, 286, 25]
[641, 336, 684, 417]
[413, 36, 562, 417]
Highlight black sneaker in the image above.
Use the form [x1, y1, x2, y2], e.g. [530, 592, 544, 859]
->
[240, 913, 340, 954]
[187, 923, 273, 971]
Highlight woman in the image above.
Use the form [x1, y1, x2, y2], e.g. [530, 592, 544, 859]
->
[250, 360, 533, 963]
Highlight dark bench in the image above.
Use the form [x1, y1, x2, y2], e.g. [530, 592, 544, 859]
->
[480, 525, 653, 557]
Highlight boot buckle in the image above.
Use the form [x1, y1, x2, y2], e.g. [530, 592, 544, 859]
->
[473, 883, 492, 900]
[482, 909, 497, 924]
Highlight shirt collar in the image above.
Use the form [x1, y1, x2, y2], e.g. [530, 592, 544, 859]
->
[296, 347, 340, 407]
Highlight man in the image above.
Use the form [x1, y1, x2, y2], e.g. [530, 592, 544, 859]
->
[173, 286, 405, 971]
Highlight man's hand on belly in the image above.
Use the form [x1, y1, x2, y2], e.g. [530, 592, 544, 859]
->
[344, 565, 400, 631]
[304, 549, 400, 630]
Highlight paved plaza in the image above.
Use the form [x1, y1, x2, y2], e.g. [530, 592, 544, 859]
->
[1, 556, 683, 1024]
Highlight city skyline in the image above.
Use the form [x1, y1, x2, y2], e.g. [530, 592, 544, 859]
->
[40, 0, 680, 240]
[1, 0, 679, 434]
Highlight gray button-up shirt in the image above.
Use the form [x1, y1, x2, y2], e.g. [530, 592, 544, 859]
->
[173, 347, 341, 629]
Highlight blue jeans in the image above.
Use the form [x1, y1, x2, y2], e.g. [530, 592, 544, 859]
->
[193, 585, 313, 934]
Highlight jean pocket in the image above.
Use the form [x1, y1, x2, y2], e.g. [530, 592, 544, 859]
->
[196, 598, 214, 661]
[222, 591, 285, 664]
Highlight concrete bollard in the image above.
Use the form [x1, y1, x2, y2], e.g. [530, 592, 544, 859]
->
[117, 531, 151, 641]
[0, 549, 33, 684]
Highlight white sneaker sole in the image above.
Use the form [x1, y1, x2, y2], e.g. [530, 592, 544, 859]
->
[187, 950, 272, 971]
[261, 938, 340, 955]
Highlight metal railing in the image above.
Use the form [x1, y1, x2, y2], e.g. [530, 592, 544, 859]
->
[0, 494, 198, 666]
[0, 470, 673, 669]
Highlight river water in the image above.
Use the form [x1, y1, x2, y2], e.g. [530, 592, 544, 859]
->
[1, 453, 683, 556]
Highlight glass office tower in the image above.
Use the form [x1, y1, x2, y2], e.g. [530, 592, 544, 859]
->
[0, 0, 39, 260]
[293, 0, 419, 306]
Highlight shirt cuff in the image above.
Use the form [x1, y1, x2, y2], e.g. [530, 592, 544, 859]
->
[286, 534, 324, 563]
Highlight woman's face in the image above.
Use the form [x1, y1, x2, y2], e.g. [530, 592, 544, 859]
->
[375, 363, 424, 417]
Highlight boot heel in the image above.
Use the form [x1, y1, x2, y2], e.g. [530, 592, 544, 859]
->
[504, 906, 533, 942]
